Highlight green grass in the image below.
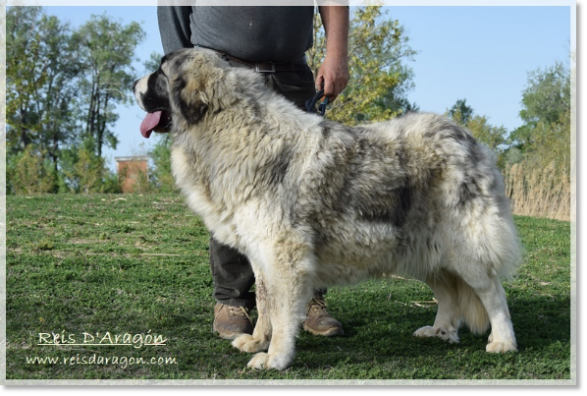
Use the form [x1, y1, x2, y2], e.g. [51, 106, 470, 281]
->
[5, 194, 572, 380]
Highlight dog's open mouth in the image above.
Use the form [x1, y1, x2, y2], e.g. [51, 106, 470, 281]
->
[140, 111, 172, 139]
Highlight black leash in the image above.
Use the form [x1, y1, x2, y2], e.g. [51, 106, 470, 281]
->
[305, 83, 329, 116]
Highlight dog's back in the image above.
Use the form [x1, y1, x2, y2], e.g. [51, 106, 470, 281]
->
[292, 113, 520, 288]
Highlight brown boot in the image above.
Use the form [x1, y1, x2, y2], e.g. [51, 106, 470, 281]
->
[302, 294, 344, 336]
[213, 303, 254, 340]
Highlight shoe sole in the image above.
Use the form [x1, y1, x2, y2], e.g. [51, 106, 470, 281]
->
[302, 323, 344, 337]
[214, 329, 249, 340]
[216, 326, 343, 339]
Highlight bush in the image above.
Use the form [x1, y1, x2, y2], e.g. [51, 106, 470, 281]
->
[65, 147, 122, 194]
[74, 148, 108, 194]
[149, 135, 177, 192]
[9, 145, 57, 195]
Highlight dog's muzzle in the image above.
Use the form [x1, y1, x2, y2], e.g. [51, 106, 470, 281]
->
[134, 76, 172, 139]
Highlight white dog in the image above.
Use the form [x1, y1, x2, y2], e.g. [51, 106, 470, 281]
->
[134, 48, 522, 370]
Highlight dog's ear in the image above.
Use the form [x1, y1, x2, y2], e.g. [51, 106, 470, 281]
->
[169, 64, 235, 126]
[170, 75, 209, 125]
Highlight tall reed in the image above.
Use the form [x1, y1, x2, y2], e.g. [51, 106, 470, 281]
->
[504, 162, 570, 221]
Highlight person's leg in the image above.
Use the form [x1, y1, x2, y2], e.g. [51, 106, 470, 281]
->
[209, 236, 255, 340]
[209, 236, 256, 308]
[266, 64, 317, 110]
[209, 59, 342, 339]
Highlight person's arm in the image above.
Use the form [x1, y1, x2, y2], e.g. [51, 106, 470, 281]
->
[317, 6, 350, 102]
[157, 5, 193, 55]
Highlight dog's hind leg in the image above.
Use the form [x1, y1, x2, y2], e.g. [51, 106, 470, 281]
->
[413, 271, 463, 343]
[458, 269, 517, 353]
[233, 273, 272, 353]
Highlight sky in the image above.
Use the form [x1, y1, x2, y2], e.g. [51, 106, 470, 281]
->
[38, 1, 575, 171]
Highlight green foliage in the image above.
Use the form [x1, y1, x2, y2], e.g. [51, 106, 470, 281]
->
[448, 99, 474, 126]
[102, 172, 124, 194]
[515, 110, 570, 179]
[144, 51, 163, 74]
[10, 145, 57, 195]
[57, 146, 121, 194]
[508, 62, 570, 181]
[55, 147, 80, 193]
[5, 7, 146, 195]
[73, 148, 109, 194]
[446, 99, 507, 167]
[149, 135, 177, 193]
[519, 62, 570, 127]
[6, 7, 80, 166]
[308, 6, 417, 125]
[502, 62, 571, 221]
[511, 62, 570, 151]
[466, 116, 507, 153]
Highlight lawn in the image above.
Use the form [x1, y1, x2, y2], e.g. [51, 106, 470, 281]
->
[4, 193, 572, 382]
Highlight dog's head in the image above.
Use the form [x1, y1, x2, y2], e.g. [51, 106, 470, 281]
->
[133, 48, 235, 138]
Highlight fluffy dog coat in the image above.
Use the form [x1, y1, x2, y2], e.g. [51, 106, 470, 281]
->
[134, 48, 522, 370]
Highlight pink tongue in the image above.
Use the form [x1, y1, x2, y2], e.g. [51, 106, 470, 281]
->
[140, 112, 162, 139]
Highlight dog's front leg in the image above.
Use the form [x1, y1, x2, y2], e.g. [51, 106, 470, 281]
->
[245, 248, 315, 370]
[232, 272, 272, 353]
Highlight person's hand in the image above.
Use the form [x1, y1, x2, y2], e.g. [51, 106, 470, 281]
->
[315, 54, 349, 102]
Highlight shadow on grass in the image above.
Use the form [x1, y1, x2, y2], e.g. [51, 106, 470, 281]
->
[290, 292, 570, 369]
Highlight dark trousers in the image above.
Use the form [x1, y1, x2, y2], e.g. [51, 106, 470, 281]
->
[210, 59, 320, 308]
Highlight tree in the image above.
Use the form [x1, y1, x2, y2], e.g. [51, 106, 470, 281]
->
[60, 146, 120, 194]
[6, 9, 147, 195]
[510, 62, 570, 151]
[520, 62, 570, 127]
[466, 116, 507, 154]
[74, 14, 145, 157]
[448, 99, 474, 126]
[502, 61, 571, 220]
[446, 99, 507, 166]
[308, 6, 417, 125]
[144, 51, 163, 73]
[6, 7, 80, 177]
[375, 64, 419, 114]
[7, 6, 46, 152]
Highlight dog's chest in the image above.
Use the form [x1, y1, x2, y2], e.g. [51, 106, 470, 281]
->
[170, 146, 214, 210]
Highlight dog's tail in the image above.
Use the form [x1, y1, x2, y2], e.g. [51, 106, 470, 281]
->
[430, 270, 490, 335]
[454, 275, 490, 335]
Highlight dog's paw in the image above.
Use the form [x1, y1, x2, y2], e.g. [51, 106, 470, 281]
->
[413, 325, 459, 343]
[232, 334, 269, 353]
[486, 341, 517, 353]
[247, 352, 291, 370]
[413, 325, 437, 338]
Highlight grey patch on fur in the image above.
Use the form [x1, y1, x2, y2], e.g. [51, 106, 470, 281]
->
[261, 154, 291, 188]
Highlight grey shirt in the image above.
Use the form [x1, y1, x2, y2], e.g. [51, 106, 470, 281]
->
[158, 6, 314, 62]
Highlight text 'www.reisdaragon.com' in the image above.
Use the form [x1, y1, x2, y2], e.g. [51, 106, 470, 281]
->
[25, 354, 178, 369]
